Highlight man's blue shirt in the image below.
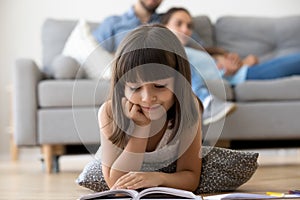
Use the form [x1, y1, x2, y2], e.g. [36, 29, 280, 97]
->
[93, 7, 161, 53]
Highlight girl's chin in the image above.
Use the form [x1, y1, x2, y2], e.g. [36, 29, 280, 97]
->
[148, 114, 163, 121]
[147, 111, 167, 121]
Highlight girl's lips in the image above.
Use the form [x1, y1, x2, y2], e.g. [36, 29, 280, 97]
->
[141, 104, 161, 112]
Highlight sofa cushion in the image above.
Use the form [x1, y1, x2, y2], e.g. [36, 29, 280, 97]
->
[192, 15, 214, 47]
[38, 108, 100, 144]
[206, 79, 234, 101]
[42, 19, 99, 76]
[38, 80, 110, 107]
[234, 76, 300, 102]
[215, 16, 300, 62]
[51, 55, 84, 79]
[62, 19, 113, 80]
[42, 19, 76, 75]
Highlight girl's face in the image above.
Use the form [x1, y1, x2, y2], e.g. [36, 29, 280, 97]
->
[124, 77, 175, 120]
[165, 10, 193, 45]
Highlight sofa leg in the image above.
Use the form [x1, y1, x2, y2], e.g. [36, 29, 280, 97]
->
[42, 145, 65, 174]
[42, 145, 53, 174]
[215, 140, 231, 148]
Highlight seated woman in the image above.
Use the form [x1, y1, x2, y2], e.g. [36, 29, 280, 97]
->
[161, 7, 300, 85]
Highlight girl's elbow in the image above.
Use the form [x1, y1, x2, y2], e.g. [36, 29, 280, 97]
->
[103, 171, 117, 189]
[104, 177, 116, 189]
[190, 172, 201, 191]
[191, 180, 199, 192]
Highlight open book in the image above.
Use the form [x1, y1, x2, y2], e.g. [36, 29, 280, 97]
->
[79, 187, 202, 200]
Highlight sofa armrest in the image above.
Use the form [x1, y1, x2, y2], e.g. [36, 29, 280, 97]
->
[13, 59, 43, 146]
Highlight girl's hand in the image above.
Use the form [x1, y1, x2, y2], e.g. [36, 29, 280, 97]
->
[111, 171, 162, 190]
[122, 98, 151, 126]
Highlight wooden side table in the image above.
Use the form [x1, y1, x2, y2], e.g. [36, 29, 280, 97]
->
[7, 85, 19, 161]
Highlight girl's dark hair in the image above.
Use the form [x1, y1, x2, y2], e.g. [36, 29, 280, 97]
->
[161, 7, 192, 26]
[106, 24, 202, 148]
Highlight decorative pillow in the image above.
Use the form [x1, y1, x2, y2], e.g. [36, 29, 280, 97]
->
[76, 146, 258, 194]
[51, 55, 84, 79]
[62, 19, 113, 79]
[195, 146, 259, 193]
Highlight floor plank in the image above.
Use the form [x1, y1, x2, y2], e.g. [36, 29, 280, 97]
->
[0, 149, 299, 200]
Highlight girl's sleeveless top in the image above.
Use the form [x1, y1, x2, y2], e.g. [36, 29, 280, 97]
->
[95, 127, 180, 172]
[141, 128, 180, 171]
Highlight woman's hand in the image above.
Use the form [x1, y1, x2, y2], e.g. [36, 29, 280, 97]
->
[216, 53, 243, 76]
[111, 171, 162, 190]
[242, 54, 259, 66]
[122, 98, 151, 127]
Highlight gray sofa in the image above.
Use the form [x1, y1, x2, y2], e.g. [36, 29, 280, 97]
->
[13, 15, 300, 173]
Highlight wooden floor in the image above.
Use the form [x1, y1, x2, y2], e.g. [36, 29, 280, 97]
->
[0, 148, 300, 200]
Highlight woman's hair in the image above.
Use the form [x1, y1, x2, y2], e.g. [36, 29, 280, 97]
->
[160, 7, 192, 27]
[106, 24, 201, 148]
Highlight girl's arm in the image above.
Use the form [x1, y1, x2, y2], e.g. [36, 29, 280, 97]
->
[112, 116, 202, 191]
[158, 121, 202, 191]
[98, 101, 150, 188]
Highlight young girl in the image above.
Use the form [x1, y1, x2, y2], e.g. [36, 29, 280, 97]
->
[161, 7, 300, 85]
[98, 24, 203, 192]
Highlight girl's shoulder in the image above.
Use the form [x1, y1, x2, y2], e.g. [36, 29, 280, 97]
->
[98, 100, 112, 118]
[193, 95, 203, 114]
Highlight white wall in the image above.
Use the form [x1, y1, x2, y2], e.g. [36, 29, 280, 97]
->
[1, 0, 300, 158]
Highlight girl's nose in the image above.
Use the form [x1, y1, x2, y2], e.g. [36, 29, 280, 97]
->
[141, 88, 156, 103]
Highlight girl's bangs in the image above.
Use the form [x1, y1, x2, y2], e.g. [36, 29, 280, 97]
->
[118, 48, 177, 83]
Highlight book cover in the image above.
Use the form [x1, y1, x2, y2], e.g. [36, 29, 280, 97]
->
[203, 192, 300, 200]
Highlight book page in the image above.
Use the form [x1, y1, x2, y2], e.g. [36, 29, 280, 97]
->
[79, 189, 139, 200]
[137, 187, 198, 199]
[79, 187, 202, 200]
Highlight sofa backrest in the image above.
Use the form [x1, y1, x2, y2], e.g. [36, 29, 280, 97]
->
[42, 16, 300, 69]
[41, 19, 99, 70]
[192, 15, 214, 47]
[41, 17, 214, 70]
[215, 16, 300, 62]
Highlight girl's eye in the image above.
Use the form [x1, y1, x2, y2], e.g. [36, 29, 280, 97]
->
[129, 87, 140, 91]
[155, 84, 167, 88]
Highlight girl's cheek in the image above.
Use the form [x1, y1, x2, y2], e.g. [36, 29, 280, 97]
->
[124, 92, 130, 99]
[124, 88, 133, 99]
[125, 92, 137, 102]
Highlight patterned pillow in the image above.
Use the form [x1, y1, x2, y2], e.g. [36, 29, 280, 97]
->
[196, 146, 259, 193]
[76, 146, 259, 194]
